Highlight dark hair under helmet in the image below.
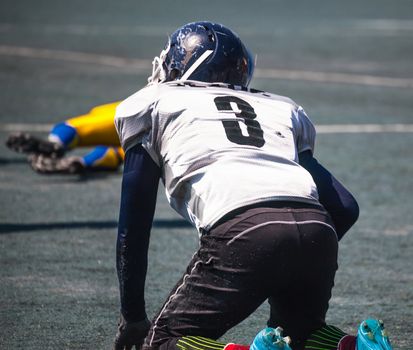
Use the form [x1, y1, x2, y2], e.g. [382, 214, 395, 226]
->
[149, 22, 255, 87]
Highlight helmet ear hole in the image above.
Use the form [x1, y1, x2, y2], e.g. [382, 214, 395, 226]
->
[169, 69, 180, 81]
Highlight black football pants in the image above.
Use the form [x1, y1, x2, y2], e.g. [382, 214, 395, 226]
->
[144, 202, 338, 350]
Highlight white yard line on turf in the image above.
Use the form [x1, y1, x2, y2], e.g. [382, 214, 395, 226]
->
[1, 123, 54, 132]
[253, 69, 413, 88]
[1, 45, 413, 88]
[0, 45, 150, 70]
[316, 124, 413, 133]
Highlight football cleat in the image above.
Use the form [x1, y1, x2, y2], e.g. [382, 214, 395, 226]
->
[250, 327, 292, 350]
[29, 154, 85, 174]
[6, 132, 65, 157]
[356, 319, 393, 350]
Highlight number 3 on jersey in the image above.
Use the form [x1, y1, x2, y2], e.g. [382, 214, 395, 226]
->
[214, 96, 265, 147]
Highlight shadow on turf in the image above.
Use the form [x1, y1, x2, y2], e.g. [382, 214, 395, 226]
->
[0, 157, 30, 165]
[0, 219, 192, 234]
[0, 157, 119, 181]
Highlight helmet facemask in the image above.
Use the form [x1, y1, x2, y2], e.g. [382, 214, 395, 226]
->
[148, 39, 171, 84]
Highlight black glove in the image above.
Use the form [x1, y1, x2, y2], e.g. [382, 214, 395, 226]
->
[113, 314, 151, 350]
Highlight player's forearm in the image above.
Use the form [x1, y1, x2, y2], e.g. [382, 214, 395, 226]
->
[116, 144, 161, 322]
[298, 150, 359, 240]
[116, 222, 150, 322]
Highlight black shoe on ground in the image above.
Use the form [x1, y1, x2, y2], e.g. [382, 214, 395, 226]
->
[6, 132, 65, 157]
[29, 154, 85, 175]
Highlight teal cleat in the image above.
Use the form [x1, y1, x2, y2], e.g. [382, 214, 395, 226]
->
[356, 319, 393, 350]
[250, 327, 292, 350]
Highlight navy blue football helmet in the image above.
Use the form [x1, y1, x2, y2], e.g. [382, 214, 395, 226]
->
[149, 22, 255, 87]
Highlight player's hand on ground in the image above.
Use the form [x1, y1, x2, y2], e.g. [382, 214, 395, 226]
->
[113, 315, 151, 350]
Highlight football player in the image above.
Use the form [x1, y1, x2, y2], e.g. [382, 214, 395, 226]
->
[113, 22, 392, 350]
[6, 101, 124, 174]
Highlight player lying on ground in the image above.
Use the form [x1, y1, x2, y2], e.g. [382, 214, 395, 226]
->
[112, 21, 393, 350]
[6, 102, 124, 174]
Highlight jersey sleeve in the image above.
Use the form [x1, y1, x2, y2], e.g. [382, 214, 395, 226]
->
[293, 106, 316, 154]
[114, 85, 160, 153]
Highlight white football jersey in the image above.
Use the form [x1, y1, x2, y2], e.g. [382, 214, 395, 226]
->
[115, 81, 319, 232]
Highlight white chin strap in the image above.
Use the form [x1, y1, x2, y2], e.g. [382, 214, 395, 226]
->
[148, 39, 171, 84]
[179, 50, 213, 81]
